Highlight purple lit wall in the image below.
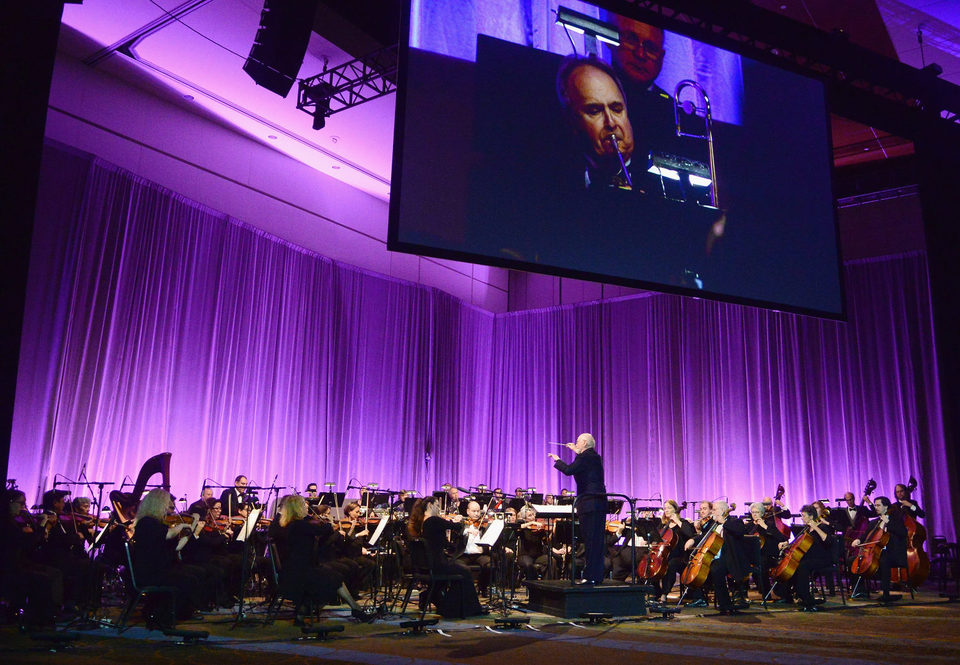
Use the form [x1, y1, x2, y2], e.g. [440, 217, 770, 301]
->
[9, 143, 953, 538]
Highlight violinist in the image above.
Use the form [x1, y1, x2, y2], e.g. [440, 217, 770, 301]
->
[130, 489, 207, 624]
[38, 489, 101, 615]
[70, 497, 98, 545]
[747, 502, 787, 600]
[706, 501, 748, 615]
[777, 504, 836, 611]
[272, 495, 373, 622]
[851, 496, 907, 603]
[1, 489, 64, 628]
[654, 500, 695, 603]
[407, 497, 484, 617]
[186, 486, 214, 516]
[692, 500, 714, 536]
[337, 502, 376, 594]
[516, 505, 550, 581]
[459, 500, 492, 596]
[180, 499, 239, 608]
[894, 483, 925, 519]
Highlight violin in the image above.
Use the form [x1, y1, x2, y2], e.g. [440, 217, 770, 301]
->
[520, 521, 549, 532]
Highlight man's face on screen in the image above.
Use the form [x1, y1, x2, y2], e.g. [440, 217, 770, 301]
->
[612, 16, 665, 87]
[566, 65, 634, 164]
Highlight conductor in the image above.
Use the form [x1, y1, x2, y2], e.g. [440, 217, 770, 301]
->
[548, 433, 607, 584]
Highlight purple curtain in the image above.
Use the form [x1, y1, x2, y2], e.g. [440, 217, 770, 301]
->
[10, 143, 953, 539]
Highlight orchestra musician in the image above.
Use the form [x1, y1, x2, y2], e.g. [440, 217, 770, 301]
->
[548, 433, 607, 585]
[894, 483, 925, 519]
[186, 486, 214, 516]
[681, 500, 713, 607]
[705, 500, 748, 615]
[179, 498, 240, 608]
[1, 489, 64, 628]
[746, 501, 787, 600]
[459, 500, 493, 596]
[130, 489, 207, 624]
[777, 504, 837, 612]
[653, 500, 695, 602]
[408, 496, 484, 617]
[220, 475, 257, 517]
[271, 494, 373, 622]
[443, 485, 464, 516]
[835, 491, 872, 564]
[851, 496, 907, 603]
[38, 489, 102, 615]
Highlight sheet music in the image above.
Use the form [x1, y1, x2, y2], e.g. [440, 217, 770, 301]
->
[479, 518, 504, 546]
[368, 514, 389, 546]
[237, 508, 261, 542]
[531, 504, 574, 516]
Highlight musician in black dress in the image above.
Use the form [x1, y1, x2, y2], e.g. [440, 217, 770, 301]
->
[655, 500, 696, 602]
[1, 489, 64, 628]
[706, 500, 748, 614]
[777, 504, 836, 611]
[746, 501, 787, 600]
[548, 432, 606, 584]
[851, 496, 907, 603]
[272, 495, 372, 621]
[407, 497, 484, 617]
[130, 489, 207, 624]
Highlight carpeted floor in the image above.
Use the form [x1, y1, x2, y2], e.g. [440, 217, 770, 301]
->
[3, 586, 960, 664]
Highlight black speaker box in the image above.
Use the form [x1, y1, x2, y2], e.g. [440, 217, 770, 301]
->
[243, 0, 319, 97]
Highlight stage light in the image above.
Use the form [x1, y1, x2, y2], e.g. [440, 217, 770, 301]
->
[555, 7, 620, 46]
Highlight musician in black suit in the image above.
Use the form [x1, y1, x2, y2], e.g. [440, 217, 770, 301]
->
[852, 496, 907, 603]
[746, 502, 787, 600]
[706, 500, 748, 614]
[548, 432, 607, 584]
[220, 475, 258, 517]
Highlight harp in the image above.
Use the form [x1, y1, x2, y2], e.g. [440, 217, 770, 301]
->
[109, 452, 172, 516]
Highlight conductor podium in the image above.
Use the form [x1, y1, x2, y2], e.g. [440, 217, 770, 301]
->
[523, 580, 651, 618]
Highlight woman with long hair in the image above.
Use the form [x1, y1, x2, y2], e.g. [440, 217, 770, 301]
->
[407, 496, 484, 617]
[273, 494, 373, 622]
[130, 489, 206, 625]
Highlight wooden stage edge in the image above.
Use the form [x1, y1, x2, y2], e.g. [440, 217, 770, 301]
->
[523, 580, 652, 618]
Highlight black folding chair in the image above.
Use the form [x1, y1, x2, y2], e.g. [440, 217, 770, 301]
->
[117, 541, 176, 632]
[399, 539, 465, 620]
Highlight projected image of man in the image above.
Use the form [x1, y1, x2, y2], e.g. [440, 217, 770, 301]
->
[557, 58, 637, 191]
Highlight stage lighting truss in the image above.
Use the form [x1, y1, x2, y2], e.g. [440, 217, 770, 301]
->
[606, 0, 960, 130]
[297, 44, 398, 130]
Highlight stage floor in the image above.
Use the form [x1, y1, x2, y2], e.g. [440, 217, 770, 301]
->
[3, 586, 960, 665]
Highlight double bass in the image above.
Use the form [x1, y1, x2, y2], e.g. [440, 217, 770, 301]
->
[901, 476, 931, 586]
[843, 478, 876, 561]
[768, 485, 791, 539]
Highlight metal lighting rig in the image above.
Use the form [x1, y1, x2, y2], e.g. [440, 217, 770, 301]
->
[297, 43, 398, 130]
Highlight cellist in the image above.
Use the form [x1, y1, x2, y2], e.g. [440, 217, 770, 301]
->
[746, 502, 787, 600]
[851, 496, 907, 603]
[775, 504, 835, 612]
[653, 500, 695, 603]
[705, 501, 748, 615]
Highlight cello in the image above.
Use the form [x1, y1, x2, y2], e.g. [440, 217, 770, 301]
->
[637, 523, 676, 580]
[680, 503, 734, 589]
[849, 510, 890, 578]
[900, 476, 931, 586]
[773, 527, 814, 583]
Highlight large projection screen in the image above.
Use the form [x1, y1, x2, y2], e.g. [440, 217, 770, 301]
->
[388, 0, 844, 318]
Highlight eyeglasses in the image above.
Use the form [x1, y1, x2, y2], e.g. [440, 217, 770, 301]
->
[620, 34, 664, 58]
